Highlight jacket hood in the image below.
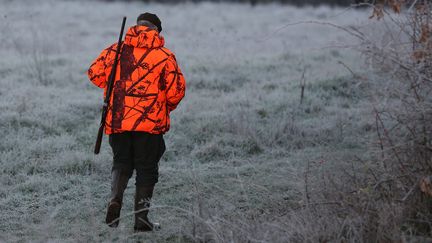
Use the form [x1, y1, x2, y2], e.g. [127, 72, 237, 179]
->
[124, 25, 165, 49]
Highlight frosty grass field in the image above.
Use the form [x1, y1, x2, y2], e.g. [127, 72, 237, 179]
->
[0, 0, 374, 241]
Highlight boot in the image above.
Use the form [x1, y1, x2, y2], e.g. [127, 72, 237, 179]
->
[105, 169, 130, 227]
[134, 184, 161, 232]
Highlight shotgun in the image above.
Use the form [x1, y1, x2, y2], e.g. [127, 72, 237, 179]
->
[94, 16, 127, 155]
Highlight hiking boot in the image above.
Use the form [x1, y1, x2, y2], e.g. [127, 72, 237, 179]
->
[106, 169, 130, 227]
[134, 184, 161, 232]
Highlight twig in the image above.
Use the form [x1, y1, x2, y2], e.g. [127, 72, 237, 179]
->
[401, 181, 418, 202]
[373, 107, 407, 173]
[408, 0, 420, 12]
[304, 161, 311, 206]
[375, 110, 386, 169]
[300, 67, 306, 105]
[338, 60, 357, 78]
[257, 20, 366, 43]
[373, 174, 411, 191]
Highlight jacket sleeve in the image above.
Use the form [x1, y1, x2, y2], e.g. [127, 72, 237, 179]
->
[87, 44, 117, 88]
[164, 54, 186, 112]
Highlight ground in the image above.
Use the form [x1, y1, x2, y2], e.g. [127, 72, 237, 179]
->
[0, 1, 373, 242]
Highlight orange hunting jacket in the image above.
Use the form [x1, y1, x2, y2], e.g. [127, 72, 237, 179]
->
[88, 25, 186, 135]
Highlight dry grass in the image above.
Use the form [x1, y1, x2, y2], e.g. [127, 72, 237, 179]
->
[3, 0, 429, 242]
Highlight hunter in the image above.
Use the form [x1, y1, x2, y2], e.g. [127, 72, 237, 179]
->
[87, 13, 186, 232]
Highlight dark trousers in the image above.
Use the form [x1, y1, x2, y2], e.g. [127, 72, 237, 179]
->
[109, 131, 165, 186]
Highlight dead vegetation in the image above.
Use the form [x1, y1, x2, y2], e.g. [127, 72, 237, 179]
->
[288, 1, 432, 241]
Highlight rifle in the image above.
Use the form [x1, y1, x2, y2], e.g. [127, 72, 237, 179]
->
[94, 16, 127, 155]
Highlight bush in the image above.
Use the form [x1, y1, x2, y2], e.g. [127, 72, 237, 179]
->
[299, 2, 432, 241]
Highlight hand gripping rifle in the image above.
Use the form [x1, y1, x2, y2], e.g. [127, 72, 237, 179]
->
[94, 17, 127, 155]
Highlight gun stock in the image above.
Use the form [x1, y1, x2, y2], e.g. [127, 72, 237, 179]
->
[94, 124, 104, 154]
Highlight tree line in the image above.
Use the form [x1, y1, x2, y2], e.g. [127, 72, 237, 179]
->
[112, 0, 355, 6]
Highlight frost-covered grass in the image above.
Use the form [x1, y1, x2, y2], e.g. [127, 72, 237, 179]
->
[0, 1, 373, 242]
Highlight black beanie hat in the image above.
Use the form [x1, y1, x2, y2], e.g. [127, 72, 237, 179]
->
[137, 12, 162, 33]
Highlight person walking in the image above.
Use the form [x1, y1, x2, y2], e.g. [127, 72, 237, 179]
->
[87, 12, 186, 232]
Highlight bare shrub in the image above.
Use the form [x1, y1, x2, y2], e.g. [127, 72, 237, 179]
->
[12, 29, 53, 86]
[295, 1, 432, 241]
